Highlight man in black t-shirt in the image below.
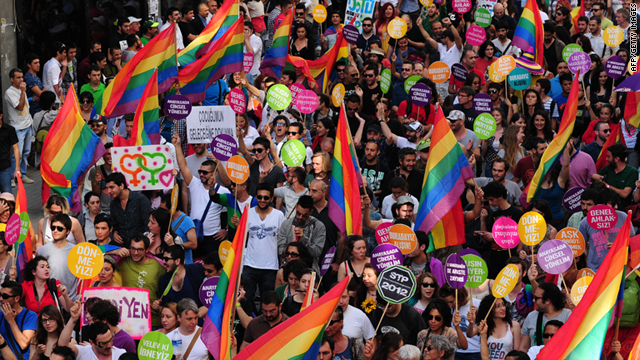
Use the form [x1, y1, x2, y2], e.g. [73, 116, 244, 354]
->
[452, 86, 477, 130]
[360, 140, 391, 196]
[360, 65, 383, 117]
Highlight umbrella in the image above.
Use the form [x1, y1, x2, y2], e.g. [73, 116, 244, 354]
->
[615, 72, 640, 92]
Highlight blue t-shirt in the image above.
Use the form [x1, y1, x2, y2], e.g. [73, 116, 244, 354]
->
[24, 72, 44, 115]
[204, 79, 230, 106]
[335, 338, 353, 360]
[0, 307, 38, 360]
[171, 212, 196, 264]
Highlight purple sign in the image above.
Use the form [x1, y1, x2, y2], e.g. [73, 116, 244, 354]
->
[568, 51, 590, 76]
[473, 93, 492, 114]
[445, 254, 468, 289]
[562, 187, 585, 213]
[211, 134, 238, 161]
[430, 258, 446, 287]
[199, 276, 220, 308]
[605, 56, 627, 79]
[451, 63, 468, 82]
[4, 214, 20, 245]
[295, 90, 319, 114]
[459, 248, 481, 258]
[343, 25, 360, 44]
[320, 246, 336, 276]
[164, 95, 192, 120]
[243, 53, 255, 74]
[537, 240, 574, 275]
[370, 244, 403, 273]
[409, 83, 432, 106]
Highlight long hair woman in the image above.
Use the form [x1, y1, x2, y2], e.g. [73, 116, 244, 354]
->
[498, 125, 525, 180]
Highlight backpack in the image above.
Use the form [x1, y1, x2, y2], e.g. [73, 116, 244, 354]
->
[35, 125, 52, 154]
[620, 272, 640, 328]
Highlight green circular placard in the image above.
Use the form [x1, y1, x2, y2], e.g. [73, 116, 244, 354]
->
[473, 113, 496, 140]
[507, 67, 532, 91]
[17, 212, 30, 245]
[461, 254, 488, 288]
[267, 84, 292, 111]
[281, 139, 306, 167]
[562, 44, 583, 63]
[474, 8, 492, 28]
[380, 69, 392, 94]
[138, 332, 173, 360]
[404, 75, 422, 94]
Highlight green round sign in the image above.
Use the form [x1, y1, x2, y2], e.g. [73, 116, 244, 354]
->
[281, 139, 307, 167]
[461, 254, 488, 288]
[17, 212, 29, 245]
[473, 113, 496, 140]
[404, 75, 421, 94]
[138, 331, 173, 360]
[474, 8, 492, 28]
[267, 84, 292, 111]
[380, 69, 392, 94]
[507, 67, 532, 91]
[562, 44, 583, 63]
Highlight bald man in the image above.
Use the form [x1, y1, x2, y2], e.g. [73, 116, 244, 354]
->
[491, 3, 516, 32]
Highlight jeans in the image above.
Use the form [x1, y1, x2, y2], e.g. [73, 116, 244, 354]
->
[242, 265, 277, 306]
[10, 127, 33, 177]
[0, 167, 12, 193]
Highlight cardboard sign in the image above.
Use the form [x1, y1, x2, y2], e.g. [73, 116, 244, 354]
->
[170, 184, 179, 215]
[375, 222, 394, 245]
[577, 268, 595, 279]
[603, 26, 624, 47]
[281, 139, 306, 167]
[199, 276, 220, 307]
[295, 90, 319, 114]
[112, 145, 176, 190]
[218, 240, 232, 265]
[377, 265, 417, 304]
[343, 25, 360, 44]
[332, 83, 345, 107]
[409, 83, 432, 106]
[320, 247, 336, 276]
[81, 287, 151, 339]
[462, 254, 488, 288]
[474, 8, 492, 27]
[488, 62, 505, 82]
[445, 254, 468, 289]
[267, 84, 292, 110]
[226, 155, 250, 184]
[518, 212, 547, 246]
[537, 240, 573, 275]
[492, 217, 519, 249]
[243, 53, 254, 73]
[164, 95, 192, 120]
[4, 214, 20, 245]
[68, 242, 104, 279]
[494, 55, 516, 76]
[211, 134, 238, 162]
[289, 83, 305, 102]
[587, 204, 617, 230]
[451, 63, 468, 82]
[562, 187, 585, 213]
[388, 18, 407, 39]
[404, 75, 422, 94]
[138, 332, 173, 360]
[344, 0, 375, 30]
[605, 56, 627, 78]
[427, 62, 451, 84]
[492, 264, 519, 298]
[557, 228, 585, 257]
[313, 5, 328, 23]
[452, 0, 472, 12]
[370, 244, 404, 273]
[388, 224, 417, 254]
[466, 25, 486, 46]
[229, 88, 246, 114]
[474, 113, 496, 140]
[571, 276, 592, 305]
[185, 105, 236, 144]
[17, 212, 30, 245]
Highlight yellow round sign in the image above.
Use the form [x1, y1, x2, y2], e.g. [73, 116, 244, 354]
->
[331, 83, 345, 107]
[603, 26, 624, 47]
[518, 211, 547, 246]
[67, 242, 104, 280]
[218, 240, 232, 265]
[492, 264, 519, 298]
[419, 0, 434, 6]
[313, 5, 327, 23]
[226, 155, 250, 184]
[570, 276, 593, 305]
[557, 227, 585, 257]
[388, 224, 418, 255]
[494, 55, 516, 76]
[388, 18, 408, 39]
[488, 62, 505, 82]
[577, 267, 596, 279]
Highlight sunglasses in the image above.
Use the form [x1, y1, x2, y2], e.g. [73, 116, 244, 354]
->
[602, 129, 611, 133]
[81, 99, 93, 104]
[204, 268, 215, 273]
[276, 122, 287, 126]
[402, 68, 412, 72]
[347, 106, 358, 111]
[296, 12, 304, 15]
[286, 131, 299, 136]
[329, 319, 340, 326]
[252, 148, 265, 154]
[426, 345, 434, 351]
[533, 295, 542, 301]
[51, 225, 66, 232]
[0, 293, 17, 300]
[362, 23, 372, 27]
[543, 333, 555, 339]
[349, 73, 359, 77]
[97, 337, 114, 348]
[488, 89, 498, 94]
[163, 257, 174, 262]
[363, 74, 374, 78]
[256, 195, 271, 200]
[285, 251, 300, 257]
[41, 318, 55, 324]
[422, 282, 436, 288]
[336, 68, 345, 72]
[198, 170, 211, 175]
[427, 315, 442, 321]
[49, 210, 62, 216]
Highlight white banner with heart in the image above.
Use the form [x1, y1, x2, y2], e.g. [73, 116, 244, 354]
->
[112, 145, 176, 190]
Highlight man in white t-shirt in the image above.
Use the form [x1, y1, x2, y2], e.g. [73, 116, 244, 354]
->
[421, 17, 462, 98]
[167, 299, 208, 360]
[4, 68, 35, 184]
[59, 306, 127, 360]
[338, 287, 375, 340]
[244, 22, 262, 82]
[42, 42, 68, 102]
[160, 7, 185, 50]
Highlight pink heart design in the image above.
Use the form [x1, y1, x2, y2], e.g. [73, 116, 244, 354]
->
[159, 170, 174, 188]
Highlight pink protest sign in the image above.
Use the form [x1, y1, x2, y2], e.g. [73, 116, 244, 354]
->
[466, 26, 486, 46]
[452, 0, 472, 13]
[4, 214, 21, 245]
[295, 90, 319, 114]
[243, 53, 254, 74]
[492, 217, 519, 249]
[229, 88, 246, 114]
[537, 240, 573, 275]
[587, 204, 618, 230]
[375, 222, 394, 245]
[289, 83, 305, 101]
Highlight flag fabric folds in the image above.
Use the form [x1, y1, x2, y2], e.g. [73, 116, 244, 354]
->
[178, 19, 244, 103]
[14, 176, 33, 277]
[113, 69, 160, 146]
[427, 201, 466, 250]
[259, 10, 294, 79]
[595, 122, 622, 172]
[92, 24, 177, 118]
[537, 214, 631, 360]
[41, 85, 106, 213]
[513, 0, 545, 67]
[300, 273, 316, 313]
[201, 204, 249, 360]
[628, 235, 640, 274]
[235, 276, 350, 360]
[415, 108, 473, 237]
[329, 105, 363, 237]
[624, 91, 640, 128]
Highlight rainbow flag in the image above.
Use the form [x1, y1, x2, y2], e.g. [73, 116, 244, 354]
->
[259, 10, 294, 79]
[595, 123, 622, 172]
[300, 272, 316, 312]
[513, 0, 544, 68]
[570, 6, 586, 30]
[178, 18, 244, 103]
[97, 244, 120, 253]
[415, 108, 473, 238]
[628, 235, 640, 274]
[202, 204, 248, 360]
[235, 276, 350, 360]
[41, 85, 106, 213]
[624, 91, 640, 128]
[14, 176, 33, 278]
[92, 24, 176, 118]
[427, 201, 466, 250]
[526, 70, 580, 202]
[537, 213, 631, 360]
[630, 327, 640, 360]
[329, 105, 363, 236]
[177, 0, 239, 66]
[113, 69, 160, 146]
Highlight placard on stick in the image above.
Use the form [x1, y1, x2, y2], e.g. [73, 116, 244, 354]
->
[571, 276, 593, 305]
[377, 265, 416, 304]
[218, 240, 232, 265]
[371, 244, 404, 273]
[492, 264, 519, 298]
[518, 212, 546, 247]
[375, 223, 393, 245]
[138, 331, 173, 360]
[320, 247, 336, 276]
[557, 228, 585, 257]
[461, 254, 488, 288]
[537, 240, 573, 275]
[68, 242, 104, 279]
[199, 276, 220, 308]
[587, 204, 617, 230]
[4, 214, 20, 245]
[388, 224, 417, 255]
[112, 145, 176, 190]
[226, 155, 250, 184]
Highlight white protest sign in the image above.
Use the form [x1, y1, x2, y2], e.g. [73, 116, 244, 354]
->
[345, 0, 376, 31]
[112, 145, 176, 190]
[185, 105, 237, 144]
[81, 287, 151, 339]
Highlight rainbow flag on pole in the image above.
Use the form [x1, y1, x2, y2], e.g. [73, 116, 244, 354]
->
[259, 10, 294, 79]
[113, 69, 160, 146]
[329, 105, 363, 236]
[624, 91, 640, 127]
[525, 70, 580, 202]
[14, 176, 33, 277]
[178, 18, 244, 103]
[92, 24, 176, 118]
[512, 0, 544, 67]
[177, 0, 239, 66]
[235, 276, 350, 360]
[415, 108, 473, 241]
[41, 85, 106, 213]
[201, 204, 248, 360]
[595, 122, 623, 172]
[537, 213, 631, 360]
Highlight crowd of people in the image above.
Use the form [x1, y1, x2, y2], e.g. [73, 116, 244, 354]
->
[1, 0, 640, 358]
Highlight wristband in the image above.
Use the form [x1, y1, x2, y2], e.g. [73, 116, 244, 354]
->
[235, 303, 241, 307]
[0, 341, 7, 349]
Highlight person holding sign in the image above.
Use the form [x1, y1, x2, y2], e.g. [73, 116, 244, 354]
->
[370, 296, 426, 346]
[237, 135, 286, 196]
[519, 283, 571, 352]
[467, 294, 521, 359]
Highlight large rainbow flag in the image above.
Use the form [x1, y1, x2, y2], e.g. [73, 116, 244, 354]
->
[427, 201, 466, 250]
[113, 69, 160, 146]
[595, 122, 623, 172]
[14, 176, 33, 278]
[415, 108, 473, 241]
[329, 105, 363, 236]
[92, 24, 176, 118]
[259, 10, 294, 79]
[178, 18, 244, 103]
[235, 276, 350, 359]
[201, 204, 248, 360]
[526, 70, 580, 202]
[537, 213, 631, 359]
[512, 0, 544, 67]
[177, 0, 239, 66]
[624, 91, 640, 127]
[41, 85, 106, 213]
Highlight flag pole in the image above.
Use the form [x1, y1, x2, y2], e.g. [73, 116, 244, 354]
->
[174, 21, 181, 94]
[230, 206, 249, 329]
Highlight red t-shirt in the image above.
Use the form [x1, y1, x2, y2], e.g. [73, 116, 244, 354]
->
[512, 155, 536, 188]
[22, 280, 62, 316]
[397, 102, 436, 126]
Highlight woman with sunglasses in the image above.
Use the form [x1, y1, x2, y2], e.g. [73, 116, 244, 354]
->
[281, 268, 319, 317]
[363, 332, 403, 360]
[275, 242, 312, 288]
[418, 298, 467, 358]
[467, 294, 521, 360]
[30, 304, 72, 360]
[37, 195, 85, 249]
[409, 273, 440, 314]
[21, 256, 73, 316]
[79, 92, 94, 122]
[159, 302, 179, 335]
[93, 256, 119, 288]
[440, 285, 481, 360]
[423, 334, 456, 360]
[145, 208, 183, 257]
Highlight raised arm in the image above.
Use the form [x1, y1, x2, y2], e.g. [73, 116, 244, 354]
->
[172, 133, 194, 185]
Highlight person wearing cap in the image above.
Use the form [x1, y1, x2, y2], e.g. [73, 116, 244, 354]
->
[448, 109, 481, 163]
[363, 191, 416, 234]
[379, 109, 423, 151]
[140, 21, 159, 46]
[381, 179, 419, 220]
[360, 139, 392, 198]
[415, 139, 430, 172]
[127, 16, 142, 35]
[109, 17, 131, 51]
